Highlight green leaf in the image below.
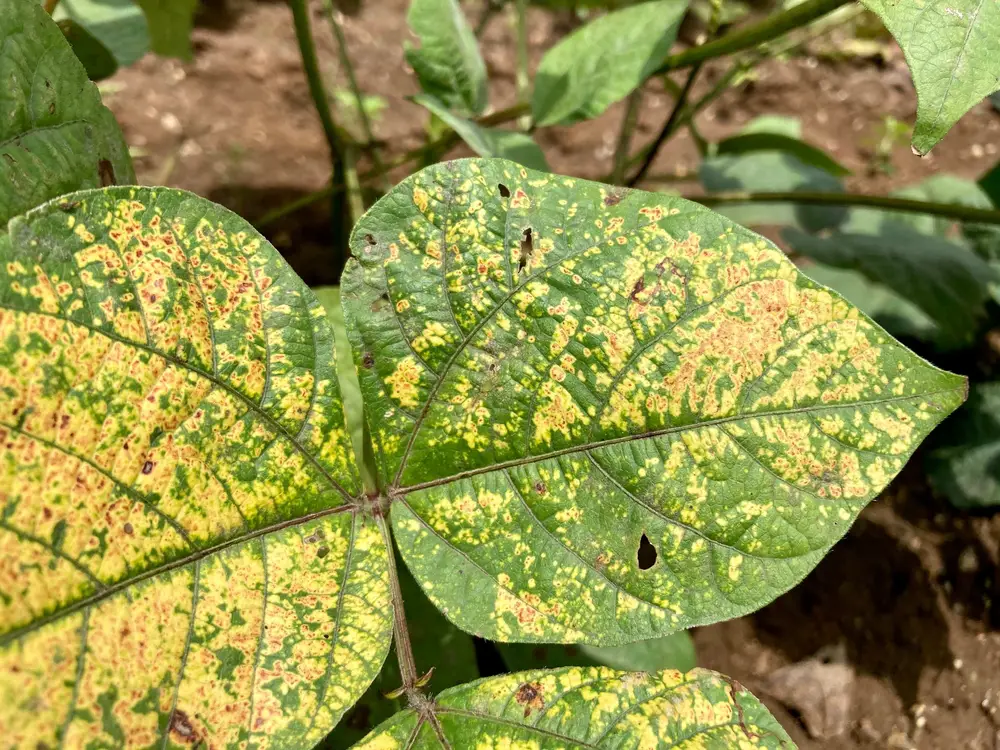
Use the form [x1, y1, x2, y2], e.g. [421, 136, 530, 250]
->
[860, 0, 1000, 154]
[499, 630, 697, 673]
[414, 94, 549, 171]
[135, 0, 198, 59]
[799, 262, 939, 344]
[783, 226, 996, 349]
[700, 117, 847, 233]
[59, 0, 150, 67]
[57, 18, 119, 81]
[321, 556, 479, 749]
[532, 0, 690, 126]
[0, 0, 135, 228]
[927, 382, 1000, 509]
[354, 666, 792, 748]
[981, 159, 1000, 208]
[405, 0, 488, 116]
[714, 132, 850, 177]
[0, 187, 391, 748]
[344, 157, 965, 646]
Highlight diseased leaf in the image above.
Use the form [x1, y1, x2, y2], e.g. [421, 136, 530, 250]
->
[783, 224, 997, 349]
[405, 0, 487, 116]
[699, 117, 847, 233]
[799, 262, 938, 344]
[134, 0, 198, 59]
[414, 95, 549, 171]
[343, 157, 965, 646]
[532, 0, 690, 126]
[0, 0, 134, 228]
[860, 0, 1000, 154]
[0, 188, 391, 748]
[58, 0, 150, 67]
[353, 666, 792, 748]
[927, 382, 1000, 509]
[322, 556, 479, 749]
[499, 630, 697, 673]
[714, 132, 850, 177]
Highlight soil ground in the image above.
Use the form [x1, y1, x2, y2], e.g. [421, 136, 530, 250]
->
[101, 1, 1000, 747]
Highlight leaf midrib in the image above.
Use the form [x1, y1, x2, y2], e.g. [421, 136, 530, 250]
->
[0, 301, 356, 504]
[0, 503, 354, 646]
[396, 385, 963, 494]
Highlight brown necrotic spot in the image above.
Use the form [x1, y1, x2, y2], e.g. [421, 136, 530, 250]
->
[534, 481, 547, 495]
[604, 189, 625, 206]
[317, 545, 330, 559]
[362, 351, 375, 369]
[364, 233, 377, 246]
[141, 460, 154, 475]
[168, 709, 197, 743]
[123, 523, 134, 535]
[98, 159, 116, 187]
[637, 533, 657, 570]
[515, 681, 545, 718]
[498, 183, 511, 199]
[630, 277, 645, 301]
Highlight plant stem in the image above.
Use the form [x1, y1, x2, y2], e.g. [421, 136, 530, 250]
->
[256, 103, 530, 229]
[627, 63, 703, 187]
[289, 0, 349, 262]
[374, 514, 419, 692]
[611, 91, 643, 184]
[691, 191, 1000, 225]
[322, 1, 390, 192]
[654, 0, 851, 74]
[344, 147, 365, 223]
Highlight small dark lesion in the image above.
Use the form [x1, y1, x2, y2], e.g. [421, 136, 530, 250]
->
[498, 183, 511, 199]
[518, 227, 534, 274]
[637, 533, 657, 570]
[98, 159, 116, 187]
[514, 681, 545, 718]
[362, 351, 375, 369]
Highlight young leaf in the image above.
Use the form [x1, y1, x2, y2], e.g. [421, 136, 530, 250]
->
[783, 225, 996, 349]
[532, 0, 690, 126]
[927, 382, 1000, 509]
[58, 0, 151, 67]
[860, 0, 1000, 154]
[343, 157, 966, 647]
[414, 94, 550, 171]
[0, 188, 391, 747]
[405, 0, 488, 116]
[499, 630, 697, 673]
[353, 666, 791, 748]
[134, 0, 198, 60]
[0, 0, 134, 228]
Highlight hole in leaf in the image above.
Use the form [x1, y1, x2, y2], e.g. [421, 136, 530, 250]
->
[519, 228, 533, 273]
[498, 183, 511, 198]
[637, 533, 657, 570]
[364, 233, 377, 246]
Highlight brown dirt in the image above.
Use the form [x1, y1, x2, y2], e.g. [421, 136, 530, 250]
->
[101, 1, 1000, 747]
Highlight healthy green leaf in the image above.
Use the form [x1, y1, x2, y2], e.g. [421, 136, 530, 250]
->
[415, 94, 549, 171]
[981, 158, 1000, 207]
[57, 17, 119, 81]
[499, 630, 697, 673]
[58, 0, 150, 67]
[343, 157, 965, 646]
[714, 132, 850, 177]
[532, 0, 690, 126]
[699, 117, 847, 233]
[860, 0, 1000, 154]
[135, 0, 198, 59]
[0, 0, 135, 228]
[0, 187, 391, 748]
[405, 0, 488, 116]
[322, 556, 479, 749]
[353, 666, 792, 748]
[783, 226, 995, 349]
[927, 382, 1000, 509]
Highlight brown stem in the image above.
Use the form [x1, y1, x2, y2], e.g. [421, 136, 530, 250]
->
[374, 513, 419, 693]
